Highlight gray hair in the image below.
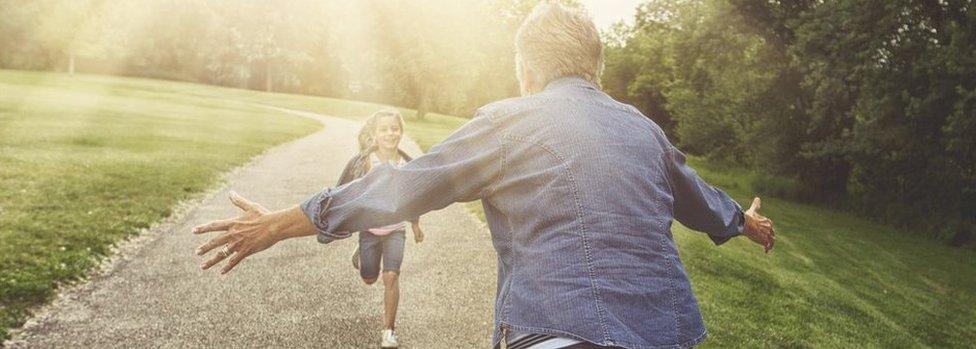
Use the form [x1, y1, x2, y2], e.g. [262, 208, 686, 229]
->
[515, 3, 604, 88]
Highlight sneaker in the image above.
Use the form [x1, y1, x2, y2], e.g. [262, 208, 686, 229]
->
[351, 246, 360, 270]
[381, 329, 398, 348]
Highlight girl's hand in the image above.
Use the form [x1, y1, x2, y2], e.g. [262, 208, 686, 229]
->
[412, 222, 424, 243]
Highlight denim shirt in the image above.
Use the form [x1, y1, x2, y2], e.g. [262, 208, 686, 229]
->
[301, 77, 744, 349]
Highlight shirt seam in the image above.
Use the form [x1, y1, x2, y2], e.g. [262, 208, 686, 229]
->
[661, 146, 677, 210]
[662, 236, 682, 342]
[479, 112, 506, 199]
[502, 134, 613, 344]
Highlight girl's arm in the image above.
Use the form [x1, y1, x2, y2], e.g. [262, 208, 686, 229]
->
[411, 220, 424, 243]
[336, 155, 361, 186]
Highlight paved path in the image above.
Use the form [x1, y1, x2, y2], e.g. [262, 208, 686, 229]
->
[8, 109, 497, 348]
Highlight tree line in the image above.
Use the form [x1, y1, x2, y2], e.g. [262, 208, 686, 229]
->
[0, 0, 542, 119]
[604, 0, 975, 246]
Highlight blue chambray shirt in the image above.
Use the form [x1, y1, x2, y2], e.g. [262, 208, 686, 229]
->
[301, 77, 744, 349]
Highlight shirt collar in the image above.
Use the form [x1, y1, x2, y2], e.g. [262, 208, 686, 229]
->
[543, 76, 598, 92]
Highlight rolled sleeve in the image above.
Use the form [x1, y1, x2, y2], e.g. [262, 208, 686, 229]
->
[665, 146, 744, 245]
[301, 111, 502, 243]
[300, 187, 352, 244]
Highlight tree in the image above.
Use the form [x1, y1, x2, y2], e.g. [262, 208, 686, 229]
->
[602, 0, 976, 245]
[792, 0, 976, 244]
[34, 0, 101, 75]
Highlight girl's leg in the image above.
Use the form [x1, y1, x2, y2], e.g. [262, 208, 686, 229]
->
[359, 232, 382, 284]
[382, 270, 399, 330]
[380, 230, 406, 330]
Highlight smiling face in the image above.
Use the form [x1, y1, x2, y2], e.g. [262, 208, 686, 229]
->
[373, 115, 403, 152]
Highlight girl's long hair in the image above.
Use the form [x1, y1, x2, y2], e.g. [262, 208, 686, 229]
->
[356, 109, 406, 175]
[357, 108, 406, 153]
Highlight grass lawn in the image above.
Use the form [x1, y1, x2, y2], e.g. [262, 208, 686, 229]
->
[13, 71, 470, 151]
[676, 160, 976, 347]
[2, 70, 973, 347]
[0, 70, 327, 340]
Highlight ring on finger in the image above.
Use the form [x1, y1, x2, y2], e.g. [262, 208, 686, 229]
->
[219, 246, 232, 258]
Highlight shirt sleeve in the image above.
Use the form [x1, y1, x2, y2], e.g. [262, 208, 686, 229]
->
[399, 150, 421, 225]
[665, 145, 744, 245]
[300, 111, 502, 244]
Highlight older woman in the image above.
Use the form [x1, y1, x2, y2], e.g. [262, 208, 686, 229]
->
[194, 3, 775, 349]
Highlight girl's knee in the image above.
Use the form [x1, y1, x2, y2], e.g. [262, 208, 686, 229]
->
[381, 271, 399, 285]
[362, 277, 377, 285]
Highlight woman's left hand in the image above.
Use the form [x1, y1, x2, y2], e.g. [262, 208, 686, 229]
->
[742, 197, 775, 253]
[412, 222, 424, 243]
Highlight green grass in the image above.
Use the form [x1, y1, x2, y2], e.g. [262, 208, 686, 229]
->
[0, 70, 325, 340]
[679, 159, 976, 347]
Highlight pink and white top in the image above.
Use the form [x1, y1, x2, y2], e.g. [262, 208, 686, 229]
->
[366, 152, 408, 236]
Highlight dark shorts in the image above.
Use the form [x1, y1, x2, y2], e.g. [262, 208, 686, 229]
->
[358, 229, 406, 280]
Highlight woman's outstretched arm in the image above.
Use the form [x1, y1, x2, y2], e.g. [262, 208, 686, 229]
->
[303, 113, 501, 242]
[665, 145, 775, 251]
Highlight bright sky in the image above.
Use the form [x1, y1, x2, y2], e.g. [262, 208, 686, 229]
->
[579, 0, 643, 30]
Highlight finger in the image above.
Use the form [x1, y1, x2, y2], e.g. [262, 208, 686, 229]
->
[221, 250, 250, 274]
[201, 248, 232, 270]
[751, 197, 761, 212]
[196, 232, 238, 255]
[192, 218, 236, 234]
[229, 191, 258, 213]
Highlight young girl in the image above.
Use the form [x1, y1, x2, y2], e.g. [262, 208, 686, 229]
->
[334, 109, 424, 348]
